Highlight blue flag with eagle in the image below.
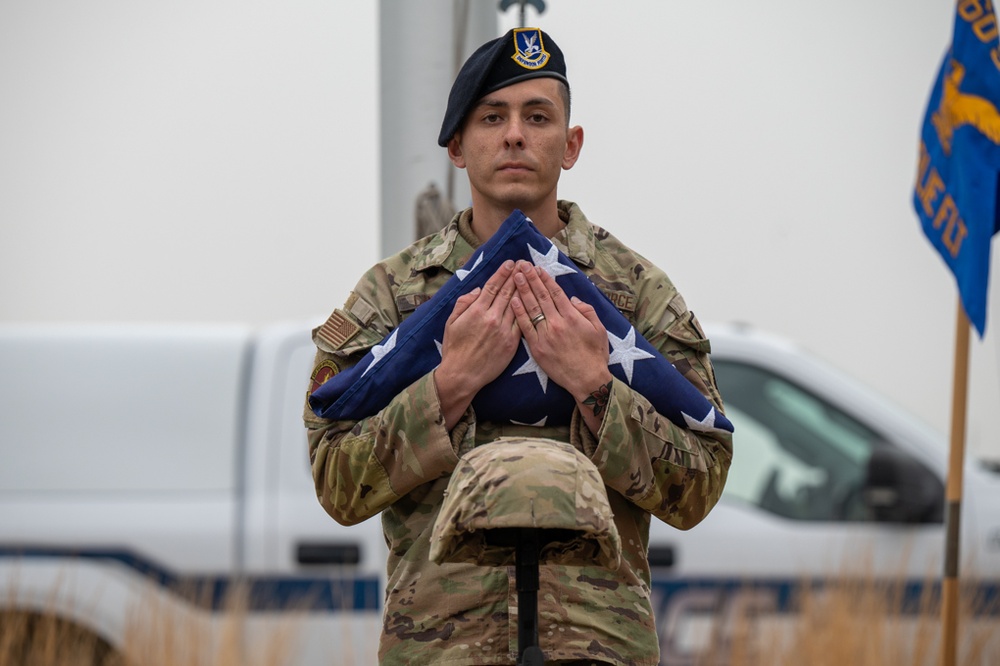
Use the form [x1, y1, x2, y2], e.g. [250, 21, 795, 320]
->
[309, 210, 733, 437]
[914, 1, 1000, 337]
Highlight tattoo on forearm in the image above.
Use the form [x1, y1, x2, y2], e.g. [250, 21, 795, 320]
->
[582, 381, 613, 418]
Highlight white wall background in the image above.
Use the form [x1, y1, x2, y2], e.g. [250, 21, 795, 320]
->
[2, 1, 999, 463]
[0, 1, 378, 323]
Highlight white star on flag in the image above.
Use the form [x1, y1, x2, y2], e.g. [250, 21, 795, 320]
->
[512, 340, 549, 392]
[455, 252, 482, 281]
[511, 416, 548, 427]
[682, 407, 726, 435]
[607, 326, 654, 384]
[434, 339, 443, 357]
[528, 242, 577, 278]
[362, 329, 398, 376]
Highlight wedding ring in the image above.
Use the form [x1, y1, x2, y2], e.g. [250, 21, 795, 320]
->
[530, 313, 546, 327]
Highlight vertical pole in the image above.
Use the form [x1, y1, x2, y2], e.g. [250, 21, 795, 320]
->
[378, 0, 496, 258]
[516, 528, 545, 665]
[941, 300, 970, 666]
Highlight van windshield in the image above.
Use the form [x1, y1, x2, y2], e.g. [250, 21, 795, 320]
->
[713, 359, 885, 522]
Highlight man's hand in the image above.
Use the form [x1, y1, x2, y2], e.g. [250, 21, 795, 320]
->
[435, 260, 521, 429]
[509, 260, 613, 436]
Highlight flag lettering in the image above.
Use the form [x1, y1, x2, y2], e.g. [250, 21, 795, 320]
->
[916, 143, 947, 215]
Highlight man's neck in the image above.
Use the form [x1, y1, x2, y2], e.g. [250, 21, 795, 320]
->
[468, 201, 564, 242]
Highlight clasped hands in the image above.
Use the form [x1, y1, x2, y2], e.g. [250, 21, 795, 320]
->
[434, 259, 613, 431]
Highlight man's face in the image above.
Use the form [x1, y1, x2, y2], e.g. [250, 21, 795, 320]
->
[447, 78, 582, 214]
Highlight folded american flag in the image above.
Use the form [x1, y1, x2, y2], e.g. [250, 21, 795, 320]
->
[309, 210, 733, 435]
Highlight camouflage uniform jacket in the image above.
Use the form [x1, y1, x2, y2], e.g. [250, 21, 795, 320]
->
[304, 201, 733, 666]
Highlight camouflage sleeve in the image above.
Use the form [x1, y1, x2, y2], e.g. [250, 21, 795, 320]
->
[307, 370, 474, 526]
[303, 270, 476, 526]
[573, 276, 733, 531]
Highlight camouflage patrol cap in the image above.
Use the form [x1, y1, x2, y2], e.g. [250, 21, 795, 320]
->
[429, 438, 620, 569]
[437, 27, 569, 147]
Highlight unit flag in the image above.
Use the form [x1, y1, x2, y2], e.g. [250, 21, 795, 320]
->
[914, 1, 1000, 336]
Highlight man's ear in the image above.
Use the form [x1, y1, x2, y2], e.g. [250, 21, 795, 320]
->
[562, 125, 584, 170]
[447, 136, 466, 169]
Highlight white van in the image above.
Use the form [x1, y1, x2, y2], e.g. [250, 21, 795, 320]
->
[0, 323, 385, 665]
[652, 324, 1000, 663]
[1, 322, 997, 664]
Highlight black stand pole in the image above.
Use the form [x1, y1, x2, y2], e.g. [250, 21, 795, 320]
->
[516, 528, 545, 666]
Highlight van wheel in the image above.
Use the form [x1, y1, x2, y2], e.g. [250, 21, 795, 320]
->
[0, 610, 123, 665]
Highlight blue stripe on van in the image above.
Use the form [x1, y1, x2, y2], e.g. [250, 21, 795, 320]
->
[650, 578, 999, 617]
[0, 546, 380, 612]
[7, 545, 994, 618]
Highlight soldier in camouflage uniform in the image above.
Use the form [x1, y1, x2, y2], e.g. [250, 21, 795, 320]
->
[304, 28, 732, 666]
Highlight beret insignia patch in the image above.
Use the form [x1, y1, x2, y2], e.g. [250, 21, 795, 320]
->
[309, 360, 339, 397]
[512, 28, 550, 70]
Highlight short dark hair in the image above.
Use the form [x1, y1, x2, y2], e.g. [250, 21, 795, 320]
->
[558, 81, 571, 126]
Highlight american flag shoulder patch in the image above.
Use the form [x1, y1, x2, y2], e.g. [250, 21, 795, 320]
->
[316, 310, 361, 350]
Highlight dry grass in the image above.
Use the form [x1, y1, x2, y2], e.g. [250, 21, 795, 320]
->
[0, 609, 119, 666]
[1, 574, 996, 665]
[703, 575, 999, 666]
[0, 582, 301, 666]
[117, 585, 300, 666]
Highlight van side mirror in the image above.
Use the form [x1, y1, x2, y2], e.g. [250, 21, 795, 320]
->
[863, 447, 944, 524]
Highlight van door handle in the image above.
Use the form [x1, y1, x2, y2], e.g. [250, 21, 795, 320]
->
[647, 545, 675, 569]
[296, 542, 361, 565]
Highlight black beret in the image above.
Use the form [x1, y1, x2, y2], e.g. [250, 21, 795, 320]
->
[437, 28, 569, 147]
